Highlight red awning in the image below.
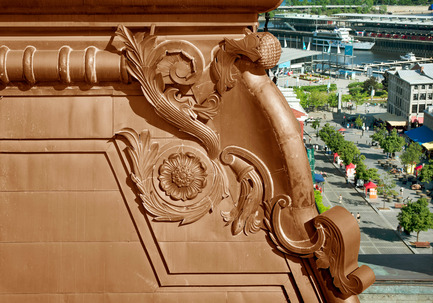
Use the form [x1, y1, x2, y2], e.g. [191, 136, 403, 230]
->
[364, 181, 377, 189]
[338, 128, 346, 132]
[346, 163, 356, 169]
[415, 165, 423, 170]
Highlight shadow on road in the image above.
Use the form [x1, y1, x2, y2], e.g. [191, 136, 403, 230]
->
[360, 226, 401, 242]
[359, 254, 433, 279]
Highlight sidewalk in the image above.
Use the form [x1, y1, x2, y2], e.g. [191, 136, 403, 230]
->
[303, 109, 433, 282]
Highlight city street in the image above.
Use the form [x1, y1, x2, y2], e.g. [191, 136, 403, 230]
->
[303, 103, 433, 282]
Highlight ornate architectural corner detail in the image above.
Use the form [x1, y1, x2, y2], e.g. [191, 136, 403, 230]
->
[313, 209, 376, 295]
[220, 146, 273, 236]
[116, 25, 221, 159]
[158, 152, 208, 201]
[211, 29, 281, 95]
[264, 201, 375, 295]
[117, 128, 227, 225]
[264, 195, 325, 256]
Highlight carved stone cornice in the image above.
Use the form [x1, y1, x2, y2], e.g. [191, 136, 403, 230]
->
[0, 0, 283, 15]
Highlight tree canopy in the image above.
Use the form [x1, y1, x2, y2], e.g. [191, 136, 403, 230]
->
[397, 198, 433, 242]
[381, 129, 405, 157]
[363, 76, 379, 94]
[312, 119, 321, 135]
[400, 142, 423, 165]
[419, 160, 433, 184]
[370, 124, 387, 146]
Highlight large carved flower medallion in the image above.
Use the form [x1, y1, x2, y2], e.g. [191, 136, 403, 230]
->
[158, 152, 207, 201]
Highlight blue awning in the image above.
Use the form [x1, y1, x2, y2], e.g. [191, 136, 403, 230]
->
[314, 173, 325, 183]
[405, 126, 433, 145]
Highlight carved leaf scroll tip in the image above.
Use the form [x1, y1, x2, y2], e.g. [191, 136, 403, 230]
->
[223, 30, 281, 70]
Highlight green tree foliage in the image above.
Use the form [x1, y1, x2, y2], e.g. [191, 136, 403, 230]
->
[381, 129, 405, 158]
[363, 76, 379, 94]
[419, 160, 433, 184]
[319, 123, 344, 152]
[318, 123, 361, 164]
[356, 159, 380, 182]
[338, 140, 361, 165]
[397, 198, 433, 242]
[312, 119, 321, 135]
[327, 93, 338, 108]
[355, 115, 364, 129]
[370, 124, 387, 146]
[314, 190, 331, 214]
[295, 84, 337, 110]
[400, 142, 423, 165]
[309, 90, 328, 111]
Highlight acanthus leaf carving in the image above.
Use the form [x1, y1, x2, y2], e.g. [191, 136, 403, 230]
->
[116, 25, 220, 159]
[220, 146, 273, 236]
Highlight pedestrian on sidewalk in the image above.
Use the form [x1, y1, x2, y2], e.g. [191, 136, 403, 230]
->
[339, 194, 342, 204]
[397, 224, 402, 234]
[356, 212, 361, 223]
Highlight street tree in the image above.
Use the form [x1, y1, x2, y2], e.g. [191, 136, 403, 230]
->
[318, 123, 334, 143]
[355, 115, 364, 129]
[381, 129, 405, 158]
[351, 92, 366, 109]
[337, 140, 360, 165]
[370, 124, 387, 146]
[309, 90, 328, 111]
[419, 160, 433, 185]
[397, 198, 433, 242]
[319, 123, 344, 152]
[400, 142, 423, 166]
[311, 119, 321, 136]
[363, 76, 379, 94]
[327, 93, 338, 108]
[377, 172, 397, 209]
[355, 160, 380, 182]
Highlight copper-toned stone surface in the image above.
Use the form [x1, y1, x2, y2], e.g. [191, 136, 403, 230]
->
[0, 1, 374, 302]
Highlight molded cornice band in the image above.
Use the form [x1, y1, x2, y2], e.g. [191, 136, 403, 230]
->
[0, 46, 128, 85]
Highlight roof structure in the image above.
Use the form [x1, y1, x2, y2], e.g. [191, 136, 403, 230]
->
[396, 70, 432, 85]
[278, 47, 322, 66]
[373, 113, 408, 126]
[364, 181, 377, 189]
[405, 126, 433, 144]
[393, 63, 433, 85]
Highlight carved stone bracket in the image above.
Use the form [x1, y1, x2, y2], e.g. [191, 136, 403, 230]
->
[264, 198, 375, 296]
[115, 25, 375, 299]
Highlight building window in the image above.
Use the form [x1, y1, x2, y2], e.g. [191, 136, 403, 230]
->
[414, 94, 419, 100]
[429, 85, 432, 89]
[412, 104, 418, 113]
[414, 85, 418, 89]
[419, 104, 426, 112]
[421, 93, 426, 100]
[429, 93, 433, 100]
[422, 85, 426, 89]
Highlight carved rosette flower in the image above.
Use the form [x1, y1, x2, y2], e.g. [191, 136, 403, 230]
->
[158, 152, 207, 201]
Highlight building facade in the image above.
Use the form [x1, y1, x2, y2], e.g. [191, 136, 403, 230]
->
[387, 64, 433, 126]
